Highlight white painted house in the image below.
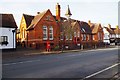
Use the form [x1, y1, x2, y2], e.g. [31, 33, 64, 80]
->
[103, 24, 120, 45]
[0, 14, 17, 49]
[103, 27, 110, 44]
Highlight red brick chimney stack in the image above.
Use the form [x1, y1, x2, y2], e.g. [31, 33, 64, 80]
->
[56, 3, 61, 21]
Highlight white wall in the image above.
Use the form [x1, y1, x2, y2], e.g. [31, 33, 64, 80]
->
[0, 27, 16, 49]
[103, 28, 110, 43]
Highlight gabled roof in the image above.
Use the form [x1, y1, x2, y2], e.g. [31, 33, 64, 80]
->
[104, 27, 115, 34]
[23, 14, 34, 28]
[79, 21, 92, 34]
[27, 9, 49, 30]
[0, 14, 17, 28]
[114, 28, 120, 34]
[90, 23, 102, 34]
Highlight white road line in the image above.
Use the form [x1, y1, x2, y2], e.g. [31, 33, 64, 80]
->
[81, 47, 117, 53]
[82, 63, 120, 80]
[3, 59, 41, 66]
[3, 47, 118, 66]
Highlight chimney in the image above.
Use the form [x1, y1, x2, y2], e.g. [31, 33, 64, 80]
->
[37, 12, 40, 14]
[56, 3, 61, 21]
[88, 20, 91, 26]
[108, 24, 111, 29]
[116, 25, 119, 29]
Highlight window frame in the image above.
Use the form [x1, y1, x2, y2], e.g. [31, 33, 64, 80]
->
[49, 26, 53, 40]
[43, 26, 48, 40]
[0, 36, 8, 45]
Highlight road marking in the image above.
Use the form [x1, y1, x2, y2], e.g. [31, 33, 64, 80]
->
[3, 59, 41, 66]
[82, 63, 120, 80]
[3, 47, 118, 66]
[80, 47, 118, 54]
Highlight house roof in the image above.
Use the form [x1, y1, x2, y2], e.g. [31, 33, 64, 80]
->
[53, 15, 67, 21]
[27, 9, 49, 30]
[79, 21, 92, 34]
[89, 23, 102, 34]
[114, 28, 120, 34]
[23, 14, 34, 28]
[0, 14, 17, 28]
[104, 27, 115, 34]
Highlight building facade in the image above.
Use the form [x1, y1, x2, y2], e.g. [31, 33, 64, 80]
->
[0, 14, 17, 49]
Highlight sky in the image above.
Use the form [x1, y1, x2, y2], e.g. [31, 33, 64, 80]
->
[0, 0, 120, 28]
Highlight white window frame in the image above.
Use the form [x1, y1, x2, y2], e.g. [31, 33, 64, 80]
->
[82, 34, 86, 41]
[74, 32, 76, 37]
[66, 35, 68, 40]
[69, 34, 72, 40]
[77, 31, 80, 37]
[0, 36, 8, 42]
[49, 26, 53, 40]
[43, 26, 48, 40]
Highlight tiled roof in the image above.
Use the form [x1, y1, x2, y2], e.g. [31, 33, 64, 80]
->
[0, 14, 17, 28]
[104, 27, 115, 34]
[27, 9, 49, 30]
[114, 28, 120, 34]
[104, 27, 120, 34]
[90, 23, 102, 34]
[79, 21, 92, 34]
[53, 15, 67, 21]
[23, 14, 34, 28]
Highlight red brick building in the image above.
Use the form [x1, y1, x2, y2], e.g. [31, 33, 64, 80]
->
[88, 20, 104, 48]
[18, 3, 104, 50]
[26, 9, 60, 50]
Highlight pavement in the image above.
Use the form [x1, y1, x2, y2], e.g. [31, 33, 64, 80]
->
[2, 45, 117, 59]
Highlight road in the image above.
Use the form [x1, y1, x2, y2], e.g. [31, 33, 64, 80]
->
[2, 47, 120, 79]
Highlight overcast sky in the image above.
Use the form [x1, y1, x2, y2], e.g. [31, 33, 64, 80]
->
[1, 0, 119, 28]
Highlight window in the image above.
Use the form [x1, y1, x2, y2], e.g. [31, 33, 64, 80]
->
[88, 35, 90, 41]
[119, 34, 120, 38]
[93, 35, 95, 40]
[60, 33, 64, 40]
[69, 34, 72, 40]
[43, 26, 48, 40]
[0, 36, 8, 45]
[82, 34, 86, 41]
[77, 32, 80, 37]
[82, 28, 85, 32]
[74, 32, 80, 38]
[66, 35, 68, 40]
[49, 26, 53, 40]
[98, 32, 100, 40]
[74, 32, 76, 37]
